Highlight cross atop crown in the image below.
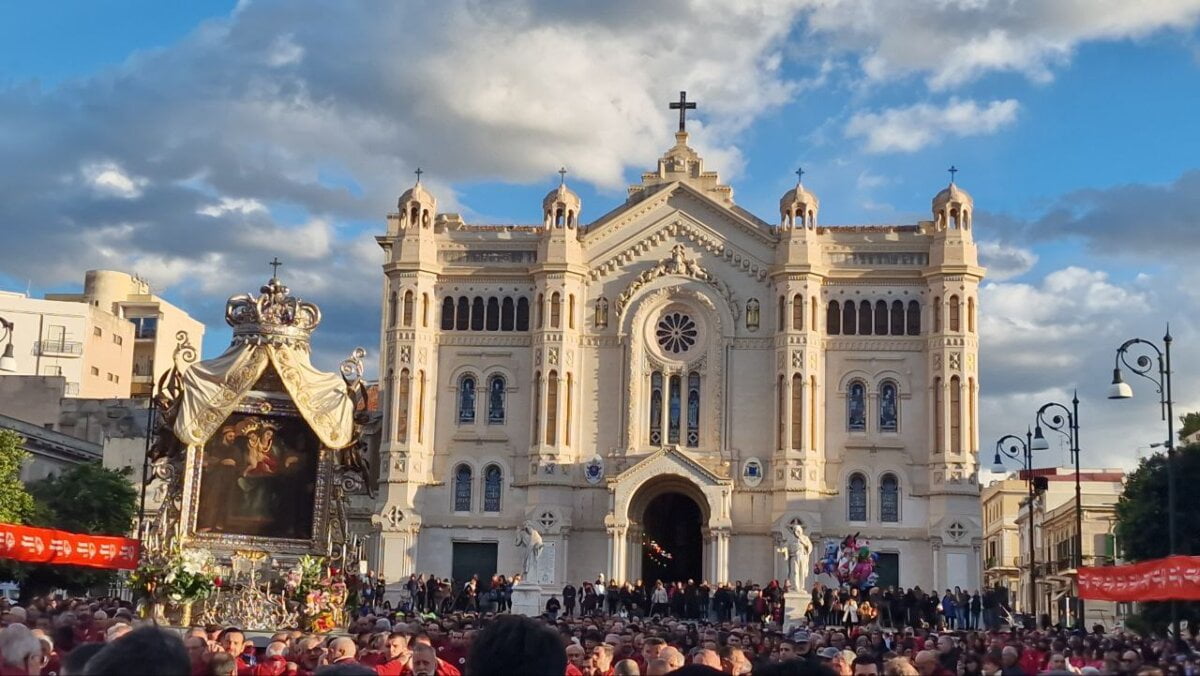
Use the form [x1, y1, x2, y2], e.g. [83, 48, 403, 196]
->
[668, 91, 697, 133]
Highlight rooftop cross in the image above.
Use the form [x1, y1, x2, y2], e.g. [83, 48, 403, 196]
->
[947, 165, 958, 184]
[414, 167, 423, 184]
[668, 91, 697, 133]
[269, 257, 282, 278]
[795, 167, 805, 184]
[558, 167, 567, 185]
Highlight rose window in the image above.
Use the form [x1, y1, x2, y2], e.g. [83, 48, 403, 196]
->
[656, 312, 697, 354]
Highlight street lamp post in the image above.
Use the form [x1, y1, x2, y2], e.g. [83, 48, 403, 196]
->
[993, 428, 1037, 618]
[1108, 325, 1178, 639]
[0, 316, 17, 373]
[1030, 392, 1083, 627]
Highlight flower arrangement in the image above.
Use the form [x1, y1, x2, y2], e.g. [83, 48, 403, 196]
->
[129, 546, 216, 622]
[643, 539, 673, 566]
[283, 555, 348, 633]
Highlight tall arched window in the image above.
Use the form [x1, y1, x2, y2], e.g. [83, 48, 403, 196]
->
[403, 290, 414, 327]
[950, 375, 962, 453]
[395, 369, 410, 442]
[778, 296, 786, 331]
[859, 301, 873, 335]
[847, 380, 867, 431]
[968, 377, 977, 452]
[422, 293, 429, 327]
[458, 375, 476, 424]
[533, 371, 541, 442]
[792, 295, 804, 330]
[791, 373, 803, 450]
[848, 473, 867, 521]
[550, 293, 561, 328]
[875, 300, 888, 335]
[545, 371, 558, 445]
[777, 375, 786, 450]
[515, 297, 529, 331]
[811, 296, 818, 331]
[454, 464, 472, 512]
[649, 372, 663, 445]
[667, 374, 681, 444]
[501, 296, 515, 331]
[906, 300, 921, 335]
[949, 295, 960, 332]
[455, 297, 469, 330]
[934, 377, 944, 453]
[879, 381, 899, 432]
[880, 474, 900, 522]
[933, 297, 942, 332]
[565, 372, 573, 446]
[487, 375, 506, 424]
[388, 291, 398, 328]
[483, 464, 502, 513]
[686, 371, 700, 447]
[843, 300, 857, 335]
[967, 297, 976, 333]
[416, 370, 426, 443]
[809, 376, 818, 450]
[827, 301, 841, 335]
[890, 301, 904, 336]
[536, 294, 544, 328]
[441, 297, 455, 330]
[471, 297, 485, 331]
[568, 294, 576, 329]
[485, 297, 500, 331]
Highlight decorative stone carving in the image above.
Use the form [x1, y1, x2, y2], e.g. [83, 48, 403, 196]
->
[399, 345, 411, 364]
[548, 347, 559, 366]
[792, 350, 803, 369]
[950, 352, 961, 371]
[616, 244, 739, 320]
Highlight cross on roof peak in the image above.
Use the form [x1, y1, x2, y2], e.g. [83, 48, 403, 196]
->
[558, 167, 567, 185]
[414, 167, 423, 184]
[947, 165, 958, 184]
[795, 167, 805, 184]
[269, 257, 282, 278]
[668, 90, 697, 133]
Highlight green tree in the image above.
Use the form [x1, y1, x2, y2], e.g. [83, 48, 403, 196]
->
[3, 462, 138, 599]
[1114, 442, 1200, 634]
[0, 429, 34, 524]
[1179, 412, 1200, 442]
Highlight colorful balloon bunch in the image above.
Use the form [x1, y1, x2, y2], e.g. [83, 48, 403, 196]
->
[814, 532, 879, 590]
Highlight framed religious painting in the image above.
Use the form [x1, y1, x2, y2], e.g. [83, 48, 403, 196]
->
[180, 368, 333, 555]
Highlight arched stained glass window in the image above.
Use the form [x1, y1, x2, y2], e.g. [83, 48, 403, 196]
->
[488, 375, 506, 424]
[792, 295, 804, 330]
[483, 465, 502, 513]
[458, 375, 476, 424]
[550, 293, 561, 328]
[879, 381, 899, 432]
[402, 290, 414, 327]
[686, 371, 700, 447]
[880, 474, 899, 522]
[848, 381, 867, 431]
[396, 369, 410, 442]
[667, 374, 682, 444]
[454, 464, 472, 512]
[949, 295, 960, 332]
[848, 473, 867, 521]
[649, 372, 663, 445]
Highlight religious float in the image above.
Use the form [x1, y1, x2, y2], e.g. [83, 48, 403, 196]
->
[134, 272, 373, 630]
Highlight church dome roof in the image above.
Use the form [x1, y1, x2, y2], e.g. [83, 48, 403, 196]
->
[932, 182, 972, 209]
[398, 181, 434, 207]
[542, 182, 580, 210]
[780, 182, 819, 210]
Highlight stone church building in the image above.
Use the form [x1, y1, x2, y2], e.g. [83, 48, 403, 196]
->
[372, 120, 984, 594]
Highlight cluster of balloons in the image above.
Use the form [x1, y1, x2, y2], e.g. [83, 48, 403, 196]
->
[814, 532, 879, 590]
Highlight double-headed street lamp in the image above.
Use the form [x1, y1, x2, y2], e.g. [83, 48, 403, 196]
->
[1030, 392, 1083, 627]
[992, 428, 1037, 618]
[1108, 325, 1179, 639]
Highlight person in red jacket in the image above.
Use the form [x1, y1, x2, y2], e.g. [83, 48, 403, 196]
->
[219, 628, 253, 676]
[253, 641, 289, 676]
[374, 633, 412, 676]
[412, 642, 460, 676]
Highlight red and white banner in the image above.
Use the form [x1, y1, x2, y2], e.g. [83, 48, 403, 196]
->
[0, 523, 140, 570]
[1078, 555, 1200, 602]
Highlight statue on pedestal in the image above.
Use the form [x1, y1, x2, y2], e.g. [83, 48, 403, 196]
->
[779, 523, 813, 592]
[514, 520, 544, 580]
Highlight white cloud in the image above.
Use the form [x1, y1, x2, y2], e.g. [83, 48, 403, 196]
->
[197, 197, 268, 217]
[844, 98, 1019, 153]
[82, 162, 147, 199]
[801, 0, 1200, 90]
[977, 240, 1037, 281]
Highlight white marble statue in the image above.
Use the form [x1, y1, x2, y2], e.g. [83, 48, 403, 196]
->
[780, 523, 813, 592]
[514, 520, 544, 580]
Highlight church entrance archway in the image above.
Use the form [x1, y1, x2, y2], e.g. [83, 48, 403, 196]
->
[640, 491, 703, 584]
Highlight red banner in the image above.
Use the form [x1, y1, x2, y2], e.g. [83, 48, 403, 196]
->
[1078, 555, 1200, 601]
[0, 523, 140, 571]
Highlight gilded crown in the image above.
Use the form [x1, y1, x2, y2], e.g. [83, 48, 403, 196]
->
[225, 277, 322, 348]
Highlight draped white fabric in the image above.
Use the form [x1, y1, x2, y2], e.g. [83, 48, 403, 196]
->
[174, 342, 355, 449]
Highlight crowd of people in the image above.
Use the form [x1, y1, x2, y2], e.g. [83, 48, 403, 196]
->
[0, 580, 1193, 676]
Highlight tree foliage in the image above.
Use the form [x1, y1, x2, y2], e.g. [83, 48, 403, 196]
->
[1, 461, 138, 599]
[0, 430, 34, 524]
[1180, 412, 1200, 442]
[1114, 442, 1200, 634]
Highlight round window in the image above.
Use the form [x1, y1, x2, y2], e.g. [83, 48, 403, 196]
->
[656, 312, 697, 354]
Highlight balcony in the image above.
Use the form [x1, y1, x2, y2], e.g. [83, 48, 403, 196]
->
[33, 340, 83, 357]
[985, 556, 1020, 571]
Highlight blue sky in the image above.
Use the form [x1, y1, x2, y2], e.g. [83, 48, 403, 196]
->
[1, 0, 1198, 471]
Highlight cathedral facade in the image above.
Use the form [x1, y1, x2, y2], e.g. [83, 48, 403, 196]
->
[372, 127, 984, 593]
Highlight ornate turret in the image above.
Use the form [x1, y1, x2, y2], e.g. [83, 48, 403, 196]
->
[932, 167, 972, 231]
[780, 168, 819, 229]
[543, 168, 581, 229]
[396, 168, 437, 230]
